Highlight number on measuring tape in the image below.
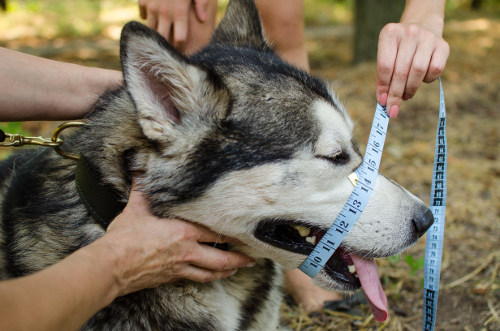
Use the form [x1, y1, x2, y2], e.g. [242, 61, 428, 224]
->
[423, 79, 447, 331]
[298, 103, 389, 277]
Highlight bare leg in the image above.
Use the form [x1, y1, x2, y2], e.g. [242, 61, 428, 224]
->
[285, 269, 342, 313]
[255, 0, 309, 71]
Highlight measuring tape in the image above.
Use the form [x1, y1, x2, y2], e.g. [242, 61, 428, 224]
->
[423, 79, 447, 331]
[298, 80, 447, 331]
[298, 102, 389, 277]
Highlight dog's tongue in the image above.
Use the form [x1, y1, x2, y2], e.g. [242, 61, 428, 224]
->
[350, 255, 388, 322]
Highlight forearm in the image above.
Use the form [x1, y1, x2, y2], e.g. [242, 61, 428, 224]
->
[0, 47, 122, 121]
[401, 0, 446, 35]
[0, 239, 120, 331]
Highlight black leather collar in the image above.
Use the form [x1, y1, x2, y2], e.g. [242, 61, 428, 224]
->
[75, 156, 126, 229]
[75, 156, 230, 251]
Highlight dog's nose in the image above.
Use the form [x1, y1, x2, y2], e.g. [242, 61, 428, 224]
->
[413, 208, 434, 238]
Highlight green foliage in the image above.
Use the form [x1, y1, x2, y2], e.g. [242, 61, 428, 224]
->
[304, 0, 354, 25]
[387, 254, 425, 277]
[0, 122, 29, 137]
[25, 1, 41, 13]
[386, 255, 400, 264]
[0, 122, 31, 159]
[404, 254, 426, 277]
[2, 0, 137, 38]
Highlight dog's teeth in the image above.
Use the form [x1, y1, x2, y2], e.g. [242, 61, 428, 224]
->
[305, 236, 316, 245]
[348, 264, 356, 274]
[292, 225, 311, 237]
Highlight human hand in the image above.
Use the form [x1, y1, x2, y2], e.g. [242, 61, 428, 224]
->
[138, 0, 210, 50]
[376, 23, 450, 118]
[103, 182, 255, 297]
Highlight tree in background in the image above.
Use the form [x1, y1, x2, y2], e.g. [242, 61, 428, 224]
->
[353, 0, 405, 64]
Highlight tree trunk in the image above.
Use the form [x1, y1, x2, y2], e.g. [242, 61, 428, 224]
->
[353, 0, 405, 64]
[471, 0, 483, 10]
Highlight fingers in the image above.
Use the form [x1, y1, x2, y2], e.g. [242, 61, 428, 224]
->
[376, 24, 399, 107]
[156, 8, 173, 41]
[172, 0, 191, 49]
[170, 266, 238, 284]
[423, 41, 449, 83]
[189, 244, 255, 272]
[193, 0, 210, 22]
[120, 181, 149, 216]
[193, 224, 242, 245]
[123, 182, 255, 280]
[403, 37, 435, 100]
[376, 23, 449, 118]
[138, 0, 216, 55]
[126, 181, 241, 246]
[145, 2, 160, 31]
[152, 226, 254, 286]
[138, 0, 194, 47]
[138, 0, 147, 19]
[111, 177, 256, 292]
[167, 242, 254, 283]
[385, 25, 419, 118]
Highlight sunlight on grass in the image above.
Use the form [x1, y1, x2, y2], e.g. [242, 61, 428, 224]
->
[0, 0, 139, 41]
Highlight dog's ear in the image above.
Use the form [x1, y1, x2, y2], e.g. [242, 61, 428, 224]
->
[210, 0, 269, 50]
[120, 21, 227, 141]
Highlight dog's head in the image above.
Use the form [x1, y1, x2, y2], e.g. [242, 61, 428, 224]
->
[118, 0, 433, 320]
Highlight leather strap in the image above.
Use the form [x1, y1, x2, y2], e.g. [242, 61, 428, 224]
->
[75, 156, 126, 229]
[75, 155, 232, 251]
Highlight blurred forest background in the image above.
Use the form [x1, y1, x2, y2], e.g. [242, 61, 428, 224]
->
[1, 0, 499, 330]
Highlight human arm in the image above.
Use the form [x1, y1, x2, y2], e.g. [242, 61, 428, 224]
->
[0, 47, 122, 121]
[0, 183, 254, 331]
[138, 0, 217, 55]
[376, 0, 450, 118]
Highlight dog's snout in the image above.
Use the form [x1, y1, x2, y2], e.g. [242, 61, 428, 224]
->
[413, 208, 434, 238]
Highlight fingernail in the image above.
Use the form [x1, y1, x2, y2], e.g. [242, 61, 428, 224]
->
[245, 260, 256, 268]
[230, 268, 238, 276]
[388, 105, 399, 118]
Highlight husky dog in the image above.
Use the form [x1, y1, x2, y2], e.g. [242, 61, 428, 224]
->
[0, 0, 433, 329]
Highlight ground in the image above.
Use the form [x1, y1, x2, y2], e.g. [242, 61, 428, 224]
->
[0, 4, 498, 331]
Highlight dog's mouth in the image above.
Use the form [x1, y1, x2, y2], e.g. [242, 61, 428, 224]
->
[254, 219, 389, 322]
[254, 219, 360, 289]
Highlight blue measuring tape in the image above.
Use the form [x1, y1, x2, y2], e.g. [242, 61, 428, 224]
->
[298, 102, 389, 277]
[298, 80, 447, 331]
[423, 79, 447, 331]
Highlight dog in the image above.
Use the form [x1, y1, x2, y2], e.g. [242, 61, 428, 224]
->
[0, 0, 433, 329]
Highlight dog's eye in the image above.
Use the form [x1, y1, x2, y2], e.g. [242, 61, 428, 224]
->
[316, 151, 350, 165]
